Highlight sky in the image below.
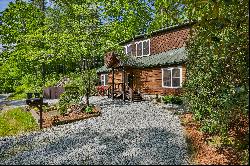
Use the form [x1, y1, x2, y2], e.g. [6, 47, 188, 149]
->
[0, 0, 13, 12]
[0, 0, 11, 49]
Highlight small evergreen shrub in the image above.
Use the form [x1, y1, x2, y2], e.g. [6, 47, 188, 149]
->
[162, 95, 183, 105]
[85, 105, 93, 113]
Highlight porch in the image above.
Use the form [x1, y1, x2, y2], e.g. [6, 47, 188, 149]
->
[96, 66, 143, 102]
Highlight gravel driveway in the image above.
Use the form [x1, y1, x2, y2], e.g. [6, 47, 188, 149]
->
[0, 96, 189, 165]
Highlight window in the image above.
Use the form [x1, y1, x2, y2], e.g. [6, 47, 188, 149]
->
[162, 67, 182, 88]
[124, 44, 133, 55]
[101, 74, 108, 86]
[136, 39, 150, 57]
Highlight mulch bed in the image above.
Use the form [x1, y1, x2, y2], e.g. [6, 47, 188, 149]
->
[30, 106, 101, 128]
[180, 112, 249, 165]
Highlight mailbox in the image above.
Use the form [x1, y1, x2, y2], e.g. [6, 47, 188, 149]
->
[26, 93, 48, 129]
[26, 97, 43, 106]
[26, 93, 47, 106]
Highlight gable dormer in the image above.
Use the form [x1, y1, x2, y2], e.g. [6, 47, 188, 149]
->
[123, 44, 133, 56]
[135, 39, 150, 57]
[121, 22, 192, 58]
[123, 39, 150, 57]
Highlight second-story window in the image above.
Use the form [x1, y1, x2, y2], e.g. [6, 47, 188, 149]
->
[124, 44, 133, 56]
[136, 39, 150, 57]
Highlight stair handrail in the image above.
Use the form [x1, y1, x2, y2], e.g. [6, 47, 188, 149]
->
[107, 85, 112, 98]
[126, 85, 134, 100]
[107, 84, 120, 97]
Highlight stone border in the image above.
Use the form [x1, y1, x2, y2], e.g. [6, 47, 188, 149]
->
[29, 109, 41, 125]
[52, 112, 101, 126]
[29, 106, 101, 128]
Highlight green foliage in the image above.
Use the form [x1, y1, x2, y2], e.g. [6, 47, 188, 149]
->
[148, 0, 188, 32]
[66, 69, 98, 97]
[85, 105, 93, 113]
[58, 87, 80, 115]
[0, 107, 38, 137]
[0, 0, 104, 94]
[162, 95, 183, 105]
[182, 0, 249, 136]
[7, 91, 27, 100]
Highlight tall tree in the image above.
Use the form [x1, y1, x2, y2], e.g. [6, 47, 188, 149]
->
[182, 0, 249, 137]
[148, 0, 188, 32]
[0, 0, 45, 92]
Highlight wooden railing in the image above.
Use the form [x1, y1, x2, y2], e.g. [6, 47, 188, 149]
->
[107, 85, 112, 98]
[126, 85, 134, 101]
[106, 83, 137, 101]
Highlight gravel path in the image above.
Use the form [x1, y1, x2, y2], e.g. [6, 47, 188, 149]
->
[0, 96, 189, 165]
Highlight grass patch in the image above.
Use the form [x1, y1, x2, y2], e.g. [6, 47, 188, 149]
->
[0, 108, 38, 137]
[7, 92, 26, 100]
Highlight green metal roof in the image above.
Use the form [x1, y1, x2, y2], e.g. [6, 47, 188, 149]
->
[96, 65, 112, 73]
[96, 47, 187, 73]
[124, 47, 186, 68]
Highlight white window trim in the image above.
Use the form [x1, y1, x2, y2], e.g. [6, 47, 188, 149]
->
[124, 44, 132, 55]
[162, 66, 182, 88]
[135, 39, 150, 57]
[101, 74, 108, 86]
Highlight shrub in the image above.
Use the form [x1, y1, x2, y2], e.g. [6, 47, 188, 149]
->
[183, 0, 248, 137]
[58, 87, 80, 115]
[162, 95, 183, 105]
[85, 105, 93, 113]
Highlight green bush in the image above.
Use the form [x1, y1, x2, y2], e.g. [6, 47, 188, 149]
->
[58, 87, 80, 115]
[85, 105, 93, 113]
[162, 95, 183, 105]
[183, 0, 248, 137]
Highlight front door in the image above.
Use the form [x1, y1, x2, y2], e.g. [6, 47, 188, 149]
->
[127, 73, 133, 89]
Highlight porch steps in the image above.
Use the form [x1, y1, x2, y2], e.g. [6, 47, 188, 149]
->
[133, 93, 142, 102]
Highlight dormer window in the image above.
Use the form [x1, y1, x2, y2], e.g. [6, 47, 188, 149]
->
[136, 39, 150, 57]
[124, 44, 133, 55]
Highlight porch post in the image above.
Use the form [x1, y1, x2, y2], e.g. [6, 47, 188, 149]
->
[122, 66, 125, 101]
[112, 67, 114, 100]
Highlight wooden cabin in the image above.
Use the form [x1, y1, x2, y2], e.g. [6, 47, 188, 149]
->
[96, 22, 192, 101]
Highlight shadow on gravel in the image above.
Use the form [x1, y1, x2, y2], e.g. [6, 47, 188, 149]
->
[1, 127, 187, 165]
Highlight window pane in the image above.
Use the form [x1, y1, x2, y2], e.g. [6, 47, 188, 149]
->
[172, 78, 180, 87]
[172, 68, 180, 77]
[164, 80, 171, 87]
[143, 40, 149, 55]
[163, 70, 171, 79]
[101, 81, 104, 86]
[105, 74, 108, 85]
[123, 46, 126, 54]
[127, 45, 132, 55]
[163, 70, 171, 87]
[136, 42, 142, 56]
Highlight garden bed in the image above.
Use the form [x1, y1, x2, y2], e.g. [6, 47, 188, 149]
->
[28, 105, 101, 128]
[180, 112, 249, 165]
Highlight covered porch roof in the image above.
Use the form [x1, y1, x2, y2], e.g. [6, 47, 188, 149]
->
[96, 47, 187, 73]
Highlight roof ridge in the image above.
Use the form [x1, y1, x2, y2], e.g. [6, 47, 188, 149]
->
[119, 21, 195, 45]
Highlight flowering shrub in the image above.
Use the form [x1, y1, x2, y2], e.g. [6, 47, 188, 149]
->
[96, 85, 108, 96]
